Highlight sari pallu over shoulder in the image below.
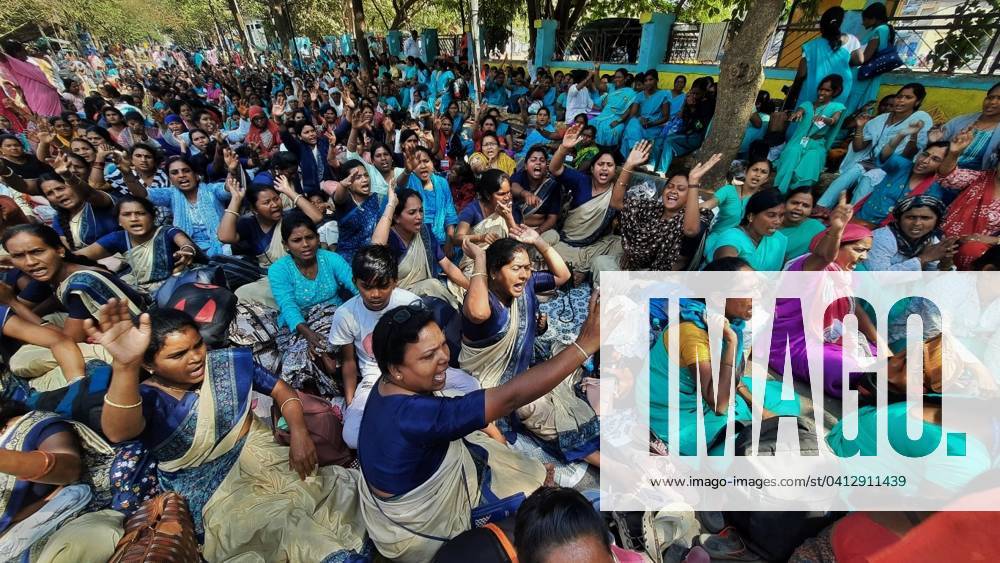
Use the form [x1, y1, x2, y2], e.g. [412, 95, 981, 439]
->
[559, 187, 616, 248]
[358, 432, 544, 563]
[56, 270, 145, 317]
[149, 348, 253, 534]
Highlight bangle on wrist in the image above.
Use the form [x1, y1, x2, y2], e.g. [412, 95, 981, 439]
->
[572, 341, 591, 362]
[224, 209, 240, 217]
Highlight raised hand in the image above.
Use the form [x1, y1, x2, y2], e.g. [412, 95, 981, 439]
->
[35, 130, 54, 145]
[829, 192, 854, 231]
[575, 292, 601, 355]
[509, 224, 540, 245]
[906, 120, 925, 136]
[463, 235, 487, 260]
[854, 112, 871, 129]
[274, 174, 295, 197]
[116, 152, 132, 174]
[927, 126, 945, 144]
[561, 123, 583, 149]
[225, 174, 245, 201]
[689, 153, 723, 184]
[51, 151, 71, 175]
[950, 127, 974, 154]
[83, 299, 151, 366]
[222, 147, 240, 173]
[386, 185, 399, 210]
[624, 139, 652, 170]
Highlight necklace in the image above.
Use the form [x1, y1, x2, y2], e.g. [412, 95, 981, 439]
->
[151, 375, 199, 394]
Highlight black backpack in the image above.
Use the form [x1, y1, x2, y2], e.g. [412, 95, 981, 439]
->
[162, 282, 238, 348]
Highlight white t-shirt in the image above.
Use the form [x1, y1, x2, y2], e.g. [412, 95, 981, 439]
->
[565, 84, 593, 123]
[327, 288, 421, 382]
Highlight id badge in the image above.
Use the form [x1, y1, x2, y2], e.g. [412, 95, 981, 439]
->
[800, 136, 810, 148]
[813, 119, 826, 129]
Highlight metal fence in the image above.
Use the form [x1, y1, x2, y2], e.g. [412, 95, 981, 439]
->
[554, 28, 642, 64]
[439, 34, 462, 58]
[766, 14, 1000, 75]
[665, 22, 730, 64]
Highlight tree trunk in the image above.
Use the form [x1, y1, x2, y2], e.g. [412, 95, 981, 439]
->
[692, 0, 786, 191]
[269, 3, 293, 59]
[350, 0, 373, 77]
[225, 0, 254, 64]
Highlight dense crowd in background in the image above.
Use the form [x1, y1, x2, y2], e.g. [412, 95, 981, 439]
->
[0, 2, 998, 561]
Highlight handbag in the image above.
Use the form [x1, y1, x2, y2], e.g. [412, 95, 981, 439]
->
[107, 492, 200, 563]
[271, 392, 354, 467]
[858, 45, 903, 80]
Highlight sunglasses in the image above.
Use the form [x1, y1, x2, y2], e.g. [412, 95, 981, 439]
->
[387, 300, 429, 326]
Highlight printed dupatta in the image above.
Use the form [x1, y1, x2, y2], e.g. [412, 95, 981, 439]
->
[336, 194, 385, 264]
[56, 270, 144, 318]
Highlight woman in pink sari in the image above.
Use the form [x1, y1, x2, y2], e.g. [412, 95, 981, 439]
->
[0, 41, 62, 117]
[938, 128, 1000, 269]
[768, 194, 879, 398]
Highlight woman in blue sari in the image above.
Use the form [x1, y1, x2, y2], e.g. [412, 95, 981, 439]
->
[95, 301, 369, 562]
[620, 70, 671, 157]
[3, 153, 118, 252]
[458, 236, 596, 467]
[328, 159, 386, 265]
[2, 224, 145, 345]
[589, 68, 636, 147]
[516, 105, 559, 161]
[940, 82, 1000, 171]
[704, 188, 788, 271]
[0, 403, 157, 562]
[787, 7, 853, 109]
[357, 296, 601, 561]
[125, 156, 233, 258]
[774, 75, 846, 193]
[647, 258, 799, 456]
[78, 197, 198, 294]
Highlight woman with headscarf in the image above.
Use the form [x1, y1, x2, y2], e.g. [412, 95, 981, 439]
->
[864, 196, 957, 272]
[244, 105, 282, 159]
[768, 194, 878, 398]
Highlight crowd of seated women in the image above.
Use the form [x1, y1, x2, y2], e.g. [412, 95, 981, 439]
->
[0, 14, 998, 560]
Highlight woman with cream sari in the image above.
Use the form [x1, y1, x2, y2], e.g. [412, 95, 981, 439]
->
[372, 188, 469, 308]
[459, 236, 599, 466]
[77, 197, 198, 295]
[2, 225, 145, 391]
[95, 301, 370, 561]
[218, 175, 325, 307]
[455, 169, 519, 276]
[0, 404, 158, 563]
[548, 124, 623, 283]
[357, 293, 601, 561]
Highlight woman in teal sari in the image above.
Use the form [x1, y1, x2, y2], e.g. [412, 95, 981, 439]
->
[789, 7, 853, 109]
[620, 70, 671, 157]
[96, 301, 369, 561]
[589, 69, 635, 147]
[774, 75, 846, 193]
[648, 258, 799, 455]
[705, 188, 788, 271]
[845, 3, 894, 116]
